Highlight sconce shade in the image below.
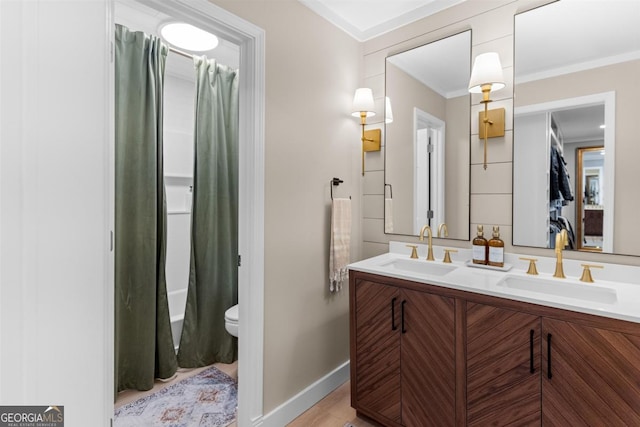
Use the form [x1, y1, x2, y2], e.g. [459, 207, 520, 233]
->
[351, 88, 376, 117]
[385, 96, 394, 124]
[468, 52, 505, 93]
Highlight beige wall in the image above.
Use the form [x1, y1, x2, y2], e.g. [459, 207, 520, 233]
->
[445, 94, 471, 239]
[516, 60, 640, 255]
[361, 0, 640, 267]
[210, 0, 362, 413]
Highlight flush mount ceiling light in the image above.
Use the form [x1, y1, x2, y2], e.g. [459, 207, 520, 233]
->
[160, 22, 219, 52]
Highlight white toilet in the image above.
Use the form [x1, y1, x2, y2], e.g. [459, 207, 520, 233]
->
[224, 304, 239, 337]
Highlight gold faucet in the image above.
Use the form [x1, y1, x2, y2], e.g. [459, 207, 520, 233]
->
[419, 225, 435, 261]
[553, 229, 569, 278]
[437, 223, 448, 238]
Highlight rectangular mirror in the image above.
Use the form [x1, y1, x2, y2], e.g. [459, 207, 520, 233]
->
[384, 30, 471, 240]
[513, 0, 640, 256]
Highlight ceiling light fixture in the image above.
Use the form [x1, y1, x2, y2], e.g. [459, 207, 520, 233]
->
[160, 22, 219, 52]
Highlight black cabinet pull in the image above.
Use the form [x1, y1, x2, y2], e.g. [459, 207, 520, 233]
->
[530, 329, 535, 374]
[391, 297, 397, 331]
[401, 300, 407, 334]
[547, 333, 553, 379]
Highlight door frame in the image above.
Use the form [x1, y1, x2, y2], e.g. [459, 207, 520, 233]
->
[413, 107, 445, 234]
[107, 1, 266, 425]
[576, 146, 605, 252]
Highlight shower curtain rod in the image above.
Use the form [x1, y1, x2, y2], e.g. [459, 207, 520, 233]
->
[168, 46, 193, 60]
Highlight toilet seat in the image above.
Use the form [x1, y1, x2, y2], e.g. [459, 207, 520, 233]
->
[225, 304, 239, 337]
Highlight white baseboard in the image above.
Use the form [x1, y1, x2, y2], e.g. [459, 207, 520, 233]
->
[258, 360, 350, 427]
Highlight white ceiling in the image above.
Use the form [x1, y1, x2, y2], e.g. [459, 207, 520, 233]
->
[298, 0, 467, 41]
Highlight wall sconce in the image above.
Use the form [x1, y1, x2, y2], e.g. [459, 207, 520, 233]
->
[468, 52, 505, 170]
[352, 88, 381, 176]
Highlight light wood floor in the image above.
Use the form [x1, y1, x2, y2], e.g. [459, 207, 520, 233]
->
[287, 381, 377, 427]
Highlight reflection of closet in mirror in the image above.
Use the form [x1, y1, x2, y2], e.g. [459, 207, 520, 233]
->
[577, 147, 605, 252]
[513, 0, 639, 256]
[513, 93, 614, 253]
[384, 30, 471, 239]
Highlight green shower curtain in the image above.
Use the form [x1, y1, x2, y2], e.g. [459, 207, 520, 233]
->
[114, 24, 177, 392]
[177, 57, 239, 367]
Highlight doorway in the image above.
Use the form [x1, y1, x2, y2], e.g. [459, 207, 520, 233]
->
[107, 1, 265, 425]
[413, 108, 445, 234]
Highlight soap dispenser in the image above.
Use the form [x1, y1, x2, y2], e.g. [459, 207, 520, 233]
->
[488, 226, 505, 267]
[472, 225, 488, 265]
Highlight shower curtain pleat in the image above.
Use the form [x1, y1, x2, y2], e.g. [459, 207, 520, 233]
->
[114, 24, 177, 393]
[177, 57, 239, 367]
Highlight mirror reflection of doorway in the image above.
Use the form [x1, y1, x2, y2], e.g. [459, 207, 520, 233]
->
[413, 108, 445, 234]
[576, 146, 605, 251]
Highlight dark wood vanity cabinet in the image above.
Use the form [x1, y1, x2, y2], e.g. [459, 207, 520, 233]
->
[352, 279, 402, 424]
[467, 304, 640, 426]
[466, 303, 541, 426]
[351, 276, 455, 427]
[541, 318, 640, 425]
[350, 270, 640, 427]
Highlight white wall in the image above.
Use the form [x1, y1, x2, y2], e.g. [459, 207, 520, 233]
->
[0, 1, 112, 425]
[164, 71, 196, 343]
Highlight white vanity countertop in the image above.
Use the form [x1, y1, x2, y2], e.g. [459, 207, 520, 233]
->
[348, 241, 640, 324]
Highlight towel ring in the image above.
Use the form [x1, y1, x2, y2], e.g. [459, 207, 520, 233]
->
[385, 183, 393, 199]
[331, 177, 351, 200]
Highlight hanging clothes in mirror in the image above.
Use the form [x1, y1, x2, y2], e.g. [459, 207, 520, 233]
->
[549, 145, 575, 248]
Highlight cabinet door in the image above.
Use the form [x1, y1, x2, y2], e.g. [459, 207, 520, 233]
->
[542, 318, 640, 426]
[353, 279, 402, 424]
[401, 288, 455, 427]
[467, 302, 541, 426]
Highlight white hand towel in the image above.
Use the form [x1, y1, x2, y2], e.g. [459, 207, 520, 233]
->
[385, 198, 394, 233]
[329, 198, 351, 292]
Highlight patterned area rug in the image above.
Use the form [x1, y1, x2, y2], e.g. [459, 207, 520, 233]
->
[114, 366, 237, 426]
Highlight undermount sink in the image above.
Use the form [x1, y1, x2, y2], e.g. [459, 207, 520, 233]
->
[380, 258, 457, 277]
[497, 275, 618, 304]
